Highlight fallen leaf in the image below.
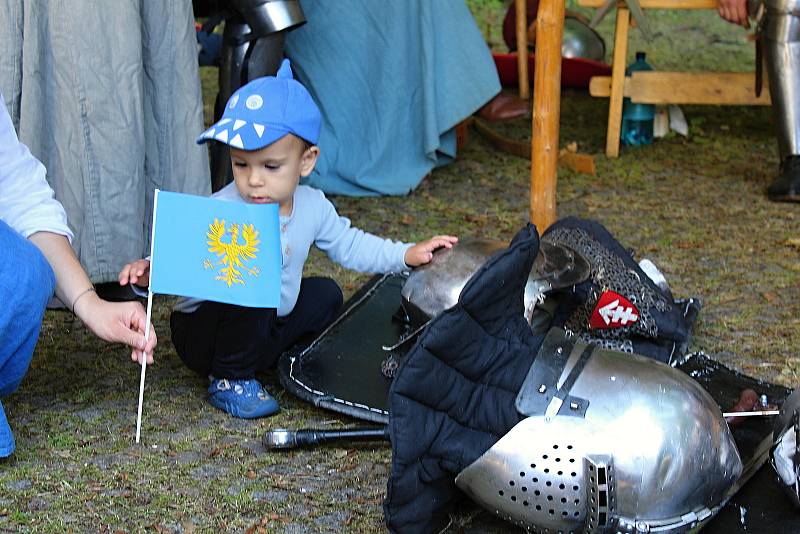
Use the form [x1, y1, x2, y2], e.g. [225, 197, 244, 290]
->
[464, 213, 488, 224]
[782, 237, 800, 250]
[400, 214, 414, 225]
[762, 292, 779, 303]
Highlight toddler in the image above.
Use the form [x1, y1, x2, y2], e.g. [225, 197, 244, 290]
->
[119, 59, 456, 418]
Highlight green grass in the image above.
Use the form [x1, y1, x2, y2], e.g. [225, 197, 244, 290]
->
[2, 3, 797, 533]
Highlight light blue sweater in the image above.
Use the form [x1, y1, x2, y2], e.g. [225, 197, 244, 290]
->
[174, 182, 412, 316]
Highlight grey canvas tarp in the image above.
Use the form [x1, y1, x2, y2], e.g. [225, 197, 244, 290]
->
[0, 0, 210, 282]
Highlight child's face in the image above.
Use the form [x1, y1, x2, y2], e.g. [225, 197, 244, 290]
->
[230, 134, 319, 216]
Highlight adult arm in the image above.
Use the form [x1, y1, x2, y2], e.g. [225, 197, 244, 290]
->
[28, 232, 156, 364]
[1, 93, 155, 363]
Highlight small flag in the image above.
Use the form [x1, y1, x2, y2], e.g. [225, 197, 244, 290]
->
[149, 190, 281, 308]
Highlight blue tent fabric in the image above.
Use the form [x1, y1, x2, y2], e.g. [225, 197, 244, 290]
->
[285, 0, 501, 196]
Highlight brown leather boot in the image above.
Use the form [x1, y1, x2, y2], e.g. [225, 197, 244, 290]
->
[477, 92, 530, 122]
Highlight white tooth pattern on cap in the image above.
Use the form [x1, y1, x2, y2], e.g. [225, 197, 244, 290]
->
[233, 119, 246, 131]
[229, 94, 239, 108]
[215, 129, 229, 143]
[217, 118, 232, 126]
[229, 133, 244, 149]
[204, 128, 216, 138]
[253, 123, 265, 138]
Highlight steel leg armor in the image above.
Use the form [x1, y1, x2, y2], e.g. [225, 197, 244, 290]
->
[761, 0, 800, 159]
[211, 0, 305, 191]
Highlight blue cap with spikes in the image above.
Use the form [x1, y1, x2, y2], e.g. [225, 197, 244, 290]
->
[197, 58, 320, 150]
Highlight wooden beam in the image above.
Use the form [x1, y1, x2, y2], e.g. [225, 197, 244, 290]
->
[589, 71, 772, 105]
[530, 0, 565, 232]
[605, 7, 630, 157]
[578, 0, 719, 8]
[515, 0, 530, 99]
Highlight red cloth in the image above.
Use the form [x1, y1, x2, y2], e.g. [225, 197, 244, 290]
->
[492, 52, 611, 89]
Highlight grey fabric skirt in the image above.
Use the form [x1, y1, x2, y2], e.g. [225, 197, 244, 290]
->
[0, 0, 210, 282]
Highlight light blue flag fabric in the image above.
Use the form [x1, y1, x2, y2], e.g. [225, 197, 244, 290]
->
[149, 190, 281, 308]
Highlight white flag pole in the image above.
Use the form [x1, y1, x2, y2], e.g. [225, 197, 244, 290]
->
[136, 189, 160, 444]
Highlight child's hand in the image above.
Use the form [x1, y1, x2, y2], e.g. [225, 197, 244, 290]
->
[404, 235, 458, 267]
[118, 259, 151, 288]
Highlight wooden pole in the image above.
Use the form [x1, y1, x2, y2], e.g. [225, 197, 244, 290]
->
[605, 6, 630, 157]
[530, 0, 564, 232]
[515, 0, 530, 99]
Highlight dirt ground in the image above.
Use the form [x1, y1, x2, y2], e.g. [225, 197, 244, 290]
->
[2, 2, 798, 533]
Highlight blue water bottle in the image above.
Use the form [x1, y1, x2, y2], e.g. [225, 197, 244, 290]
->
[620, 52, 655, 146]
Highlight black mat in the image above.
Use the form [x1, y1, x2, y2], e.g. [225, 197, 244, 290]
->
[278, 273, 799, 529]
[278, 274, 407, 423]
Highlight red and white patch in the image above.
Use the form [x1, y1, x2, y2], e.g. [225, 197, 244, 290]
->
[589, 291, 640, 329]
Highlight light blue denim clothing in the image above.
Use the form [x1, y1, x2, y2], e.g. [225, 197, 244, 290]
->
[0, 220, 56, 457]
[285, 0, 501, 196]
[0, 0, 210, 283]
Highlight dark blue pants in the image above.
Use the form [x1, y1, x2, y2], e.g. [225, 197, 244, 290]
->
[0, 220, 55, 457]
[170, 277, 343, 380]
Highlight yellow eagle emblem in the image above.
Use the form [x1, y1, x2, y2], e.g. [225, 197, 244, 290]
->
[206, 219, 260, 286]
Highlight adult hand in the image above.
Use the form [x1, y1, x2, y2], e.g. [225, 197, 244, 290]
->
[404, 235, 459, 267]
[74, 292, 157, 365]
[118, 259, 151, 287]
[718, 0, 750, 28]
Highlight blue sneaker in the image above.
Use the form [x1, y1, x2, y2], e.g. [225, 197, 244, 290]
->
[207, 378, 279, 419]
